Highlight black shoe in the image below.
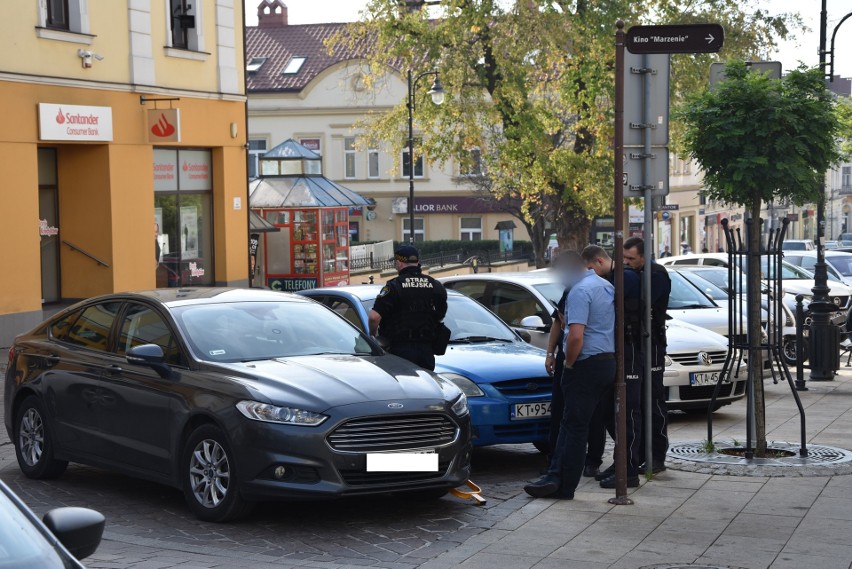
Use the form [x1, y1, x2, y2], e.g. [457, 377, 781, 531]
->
[599, 474, 640, 489]
[524, 475, 560, 498]
[583, 465, 600, 478]
[595, 464, 615, 481]
[552, 489, 574, 500]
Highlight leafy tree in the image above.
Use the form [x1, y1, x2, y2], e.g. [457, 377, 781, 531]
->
[331, 1, 799, 265]
[679, 61, 842, 455]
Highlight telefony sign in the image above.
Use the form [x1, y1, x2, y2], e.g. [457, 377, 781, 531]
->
[38, 103, 113, 141]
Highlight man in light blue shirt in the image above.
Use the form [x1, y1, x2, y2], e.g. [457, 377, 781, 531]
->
[524, 251, 616, 500]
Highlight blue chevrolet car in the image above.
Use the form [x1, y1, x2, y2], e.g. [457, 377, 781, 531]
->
[298, 286, 551, 449]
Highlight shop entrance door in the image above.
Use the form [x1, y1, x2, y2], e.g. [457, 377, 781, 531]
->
[38, 149, 61, 303]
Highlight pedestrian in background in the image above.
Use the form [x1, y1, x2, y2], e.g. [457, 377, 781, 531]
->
[623, 237, 672, 473]
[369, 245, 448, 371]
[524, 251, 616, 500]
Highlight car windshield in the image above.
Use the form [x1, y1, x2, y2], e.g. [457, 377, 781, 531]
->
[677, 271, 729, 301]
[0, 490, 65, 569]
[828, 255, 852, 276]
[174, 301, 377, 362]
[668, 270, 717, 309]
[680, 268, 731, 293]
[531, 282, 564, 306]
[360, 295, 517, 342]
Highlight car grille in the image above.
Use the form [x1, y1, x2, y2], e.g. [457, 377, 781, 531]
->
[493, 422, 550, 438]
[679, 380, 745, 401]
[327, 414, 458, 453]
[492, 377, 553, 397]
[669, 350, 728, 367]
[831, 295, 849, 309]
[339, 461, 450, 486]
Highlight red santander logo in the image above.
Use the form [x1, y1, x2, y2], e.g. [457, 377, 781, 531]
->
[151, 113, 176, 137]
[56, 109, 65, 124]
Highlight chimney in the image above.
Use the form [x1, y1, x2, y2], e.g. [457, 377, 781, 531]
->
[258, 0, 288, 27]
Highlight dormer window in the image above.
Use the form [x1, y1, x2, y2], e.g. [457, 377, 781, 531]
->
[282, 56, 306, 75]
[247, 57, 267, 73]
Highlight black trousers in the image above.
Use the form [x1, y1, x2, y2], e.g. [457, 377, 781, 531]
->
[646, 342, 669, 463]
[389, 341, 436, 371]
[547, 355, 616, 494]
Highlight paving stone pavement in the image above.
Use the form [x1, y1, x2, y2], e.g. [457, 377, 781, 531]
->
[2, 355, 852, 568]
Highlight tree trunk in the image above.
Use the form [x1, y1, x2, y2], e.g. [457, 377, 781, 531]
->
[748, 197, 767, 456]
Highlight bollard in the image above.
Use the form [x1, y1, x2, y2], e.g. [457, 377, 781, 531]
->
[795, 295, 808, 391]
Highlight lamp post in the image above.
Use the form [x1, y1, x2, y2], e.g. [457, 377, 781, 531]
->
[406, 70, 445, 243]
[810, 1, 851, 380]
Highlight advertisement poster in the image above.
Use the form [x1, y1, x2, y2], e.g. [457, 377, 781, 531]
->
[180, 206, 199, 259]
[499, 229, 514, 253]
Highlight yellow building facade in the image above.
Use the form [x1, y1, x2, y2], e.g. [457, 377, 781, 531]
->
[0, 1, 248, 345]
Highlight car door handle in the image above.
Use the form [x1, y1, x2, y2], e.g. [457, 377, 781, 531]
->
[106, 365, 123, 375]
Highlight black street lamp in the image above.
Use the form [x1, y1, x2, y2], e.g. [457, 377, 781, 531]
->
[810, 1, 852, 380]
[406, 70, 445, 243]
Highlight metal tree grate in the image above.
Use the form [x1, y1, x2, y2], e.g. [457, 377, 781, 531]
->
[666, 441, 852, 476]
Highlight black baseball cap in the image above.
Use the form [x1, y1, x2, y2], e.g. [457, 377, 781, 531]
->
[394, 245, 420, 263]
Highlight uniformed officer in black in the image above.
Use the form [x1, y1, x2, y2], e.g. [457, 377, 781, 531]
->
[368, 245, 448, 371]
[623, 236, 672, 473]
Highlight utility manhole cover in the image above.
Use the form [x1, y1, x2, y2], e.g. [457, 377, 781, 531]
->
[640, 565, 747, 569]
[666, 441, 852, 477]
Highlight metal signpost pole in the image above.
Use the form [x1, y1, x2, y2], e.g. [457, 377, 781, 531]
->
[641, 54, 654, 479]
[406, 70, 416, 244]
[608, 20, 631, 506]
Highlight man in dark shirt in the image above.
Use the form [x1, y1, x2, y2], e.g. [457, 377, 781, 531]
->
[369, 245, 448, 371]
[623, 236, 672, 472]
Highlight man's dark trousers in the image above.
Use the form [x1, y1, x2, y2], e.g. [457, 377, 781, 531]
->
[645, 342, 669, 463]
[389, 341, 435, 371]
[548, 355, 616, 494]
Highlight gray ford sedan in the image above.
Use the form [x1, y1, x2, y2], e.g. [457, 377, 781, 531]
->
[5, 288, 472, 522]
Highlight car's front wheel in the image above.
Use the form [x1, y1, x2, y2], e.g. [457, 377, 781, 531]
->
[782, 335, 808, 365]
[182, 424, 253, 522]
[14, 396, 68, 479]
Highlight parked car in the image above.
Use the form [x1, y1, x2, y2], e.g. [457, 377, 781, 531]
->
[298, 286, 552, 450]
[439, 272, 746, 411]
[837, 233, 852, 246]
[781, 239, 815, 251]
[0, 478, 104, 568]
[825, 240, 840, 250]
[783, 250, 852, 288]
[5, 289, 472, 522]
[657, 253, 850, 327]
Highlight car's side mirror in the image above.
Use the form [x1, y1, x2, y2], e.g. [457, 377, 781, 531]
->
[126, 344, 172, 379]
[519, 315, 546, 330]
[513, 328, 533, 343]
[42, 507, 105, 560]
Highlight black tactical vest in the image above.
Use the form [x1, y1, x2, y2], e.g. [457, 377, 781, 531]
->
[382, 269, 440, 342]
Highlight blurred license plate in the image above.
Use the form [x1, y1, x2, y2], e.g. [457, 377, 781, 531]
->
[690, 372, 726, 386]
[366, 450, 437, 472]
[512, 402, 551, 420]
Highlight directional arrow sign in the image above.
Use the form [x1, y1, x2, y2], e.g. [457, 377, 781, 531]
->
[626, 23, 724, 54]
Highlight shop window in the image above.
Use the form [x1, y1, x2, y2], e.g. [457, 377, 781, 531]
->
[153, 149, 214, 288]
[368, 148, 380, 179]
[167, 0, 203, 53]
[460, 217, 482, 241]
[460, 148, 483, 177]
[248, 139, 268, 179]
[402, 140, 424, 178]
[344, 137, 357, 179]
[402, 218, 425, 242]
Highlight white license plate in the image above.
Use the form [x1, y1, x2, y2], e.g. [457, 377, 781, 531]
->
[689, 372, 729, 387]
[511, 402, 551, 420]
[366, 451, 438, 472]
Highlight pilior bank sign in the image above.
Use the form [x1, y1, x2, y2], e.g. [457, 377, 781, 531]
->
[38, 103, 113, 142]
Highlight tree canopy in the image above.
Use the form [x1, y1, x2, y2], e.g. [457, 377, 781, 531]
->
[331, 1, 800, 263]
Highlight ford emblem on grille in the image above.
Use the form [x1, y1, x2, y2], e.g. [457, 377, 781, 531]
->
[698, 352, 713, 366]
[387, 402, 404, 409]
[833, 297, 841, 306]
[526, 382, 539, 392]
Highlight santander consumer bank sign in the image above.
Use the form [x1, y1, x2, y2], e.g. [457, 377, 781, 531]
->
[38, 103, 113, 142]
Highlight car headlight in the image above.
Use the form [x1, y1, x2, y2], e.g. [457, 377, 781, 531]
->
[236, 400, 328, 426]
[664, 355, 673, 367]
[439, 373, 485, 397]
[450, 393, 469, 417]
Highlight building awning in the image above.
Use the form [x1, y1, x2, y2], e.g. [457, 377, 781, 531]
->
[249, 210, 280, 233]
[249, 176, 371, 208]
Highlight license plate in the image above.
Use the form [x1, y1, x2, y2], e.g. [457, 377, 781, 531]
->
[511, 402, 551, 420]
[366, 451, 438, 472]
[689, 372, 729, 387]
